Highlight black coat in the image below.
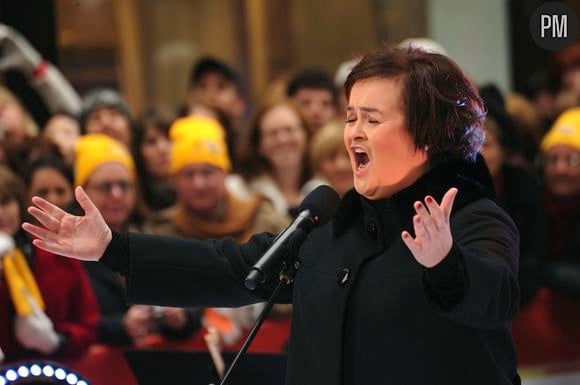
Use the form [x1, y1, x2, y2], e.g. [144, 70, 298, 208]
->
[103, 157, 521, 385]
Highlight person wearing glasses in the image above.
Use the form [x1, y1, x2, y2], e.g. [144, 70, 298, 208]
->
[235, 101, 323, 218]
[71, 134, 145, 346]
[73, 134, 193, 346]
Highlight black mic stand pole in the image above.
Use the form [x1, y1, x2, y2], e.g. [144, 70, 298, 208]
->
[215, 229, 306, 385]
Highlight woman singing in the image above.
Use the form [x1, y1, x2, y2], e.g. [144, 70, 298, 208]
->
[23, 45, 520, 385]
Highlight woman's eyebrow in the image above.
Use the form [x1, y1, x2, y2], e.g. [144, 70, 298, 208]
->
[360, 107, 382, 114]
[345, 106, 383, 114]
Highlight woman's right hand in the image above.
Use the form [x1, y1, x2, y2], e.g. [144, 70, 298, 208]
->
[22, 186, 111, 261]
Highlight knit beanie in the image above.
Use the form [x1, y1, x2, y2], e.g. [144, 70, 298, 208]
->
[541, 107, 580, 152]
[78, 88, 131, 132]
[169, 116, 231, 174]
[74, 134, 135, 186]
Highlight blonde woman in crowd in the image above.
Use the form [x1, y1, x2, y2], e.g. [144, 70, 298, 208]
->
[310, 119, 353, 197]
[0, 86, 38, 147]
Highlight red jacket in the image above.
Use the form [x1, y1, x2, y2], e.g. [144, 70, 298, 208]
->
[0, 244, 100, 361]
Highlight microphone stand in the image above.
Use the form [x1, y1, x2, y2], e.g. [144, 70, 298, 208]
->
[215, 234, 304, 385]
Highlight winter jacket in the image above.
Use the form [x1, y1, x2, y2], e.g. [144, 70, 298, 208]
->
[102, 156, 521, 384]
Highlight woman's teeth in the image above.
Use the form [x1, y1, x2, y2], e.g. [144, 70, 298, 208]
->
[354, 149, 369, 169]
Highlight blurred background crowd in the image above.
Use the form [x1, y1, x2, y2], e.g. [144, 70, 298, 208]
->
[0, 0, 579, 384]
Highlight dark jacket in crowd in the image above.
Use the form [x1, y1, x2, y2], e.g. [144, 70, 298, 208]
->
[101, 156, 521, 385]
[82, 261, 132, 345]
[493, 163, 546, 305]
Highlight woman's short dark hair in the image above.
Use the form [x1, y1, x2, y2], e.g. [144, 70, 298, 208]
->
[23, 155, 74, 188]
[345, 45, 486, 162]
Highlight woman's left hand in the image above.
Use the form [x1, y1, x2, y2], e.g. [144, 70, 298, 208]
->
[401, 187, 458, 268]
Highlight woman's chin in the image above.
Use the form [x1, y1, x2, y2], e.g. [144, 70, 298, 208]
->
[353, 180, 379, 200]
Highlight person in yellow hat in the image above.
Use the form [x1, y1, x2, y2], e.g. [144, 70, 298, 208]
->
[541, 107, 580, 199]
[143, 116, 291, 348]
[0, 166, 99, 361]
[74, 133, 155, 346]
[74, 133, 140, 232]
[512, 107, 580, 365]
[539, 107, 580, 262]
[146, 115, 289, 239]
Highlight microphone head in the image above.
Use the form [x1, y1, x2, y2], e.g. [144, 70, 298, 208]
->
[299, 185, 340, 226]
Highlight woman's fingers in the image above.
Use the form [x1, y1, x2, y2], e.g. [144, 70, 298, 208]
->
[27, 206, 61, 232]
[75, 186, 99, 217]
[31, 238, 68, 257]
[413, 214, 431, 242]
[414, 201, 436, 237]
[423, 195, 445, 228]
[401, 231, 421, 254]
[22, 222, 59, 242]
[403, 190, 457, 268]
[440, 187, 458, 221]
[31, 196, 67, 220]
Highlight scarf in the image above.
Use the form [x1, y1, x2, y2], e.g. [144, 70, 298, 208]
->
[2, 247, 45, 315]
[172, 192, 264, 242]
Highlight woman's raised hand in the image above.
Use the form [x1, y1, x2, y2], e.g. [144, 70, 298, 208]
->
[22, 186, 111, 261]
[401, 187, 458, 268]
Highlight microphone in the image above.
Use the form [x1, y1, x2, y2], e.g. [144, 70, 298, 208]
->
[244, 185, 339, 290]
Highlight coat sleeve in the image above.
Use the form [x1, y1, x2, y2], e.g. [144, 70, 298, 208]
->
[422, 199, 520, 329]
[108, 232, 293, 308]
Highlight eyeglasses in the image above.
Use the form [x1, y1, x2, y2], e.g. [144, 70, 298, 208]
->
[544, 153, 580, 168]
[261, 125, 303, 141]
[86, 180, 134, 194]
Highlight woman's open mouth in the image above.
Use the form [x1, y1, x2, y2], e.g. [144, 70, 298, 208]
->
[354, 148, 370, 169]
[352, 148, 370, 175]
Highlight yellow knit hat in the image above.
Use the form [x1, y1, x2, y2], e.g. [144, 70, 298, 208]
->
[74, 134, 135, 186]
[169, 116, 231, 174]
[541, 108, 580, 152]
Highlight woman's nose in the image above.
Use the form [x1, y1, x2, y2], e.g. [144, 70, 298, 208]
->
[344, 121, 365, 142]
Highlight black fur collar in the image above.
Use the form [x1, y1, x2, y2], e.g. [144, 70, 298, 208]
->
[332, 154, 496, 236]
